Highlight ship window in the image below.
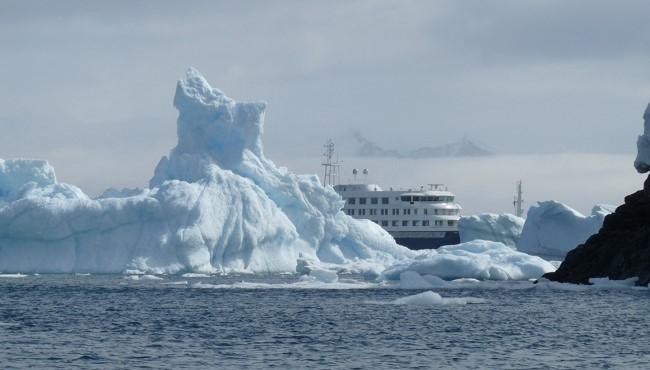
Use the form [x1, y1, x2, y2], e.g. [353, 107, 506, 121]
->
[425, 196, 434, 201]
[448, 220, 455, 226]
[349, 209, 355, 215]
[348, 197, 356, 205]
[381, 220, 388, 227]
[382, 197, 389, 204]
[433, 197, 440, 202]
[413, 196, 420, 201]
[359, 198, 367, 205]
[381, 209, 388, 215]
[423, 220, 430, 226]
[373, 220, 378, 224]
[412, 220, 419, 226]
[392, 209, 399, 215]
[361, 209, 367, 215]
[404, 209, 411, 215]
[434, 209, 439, 215]
[400, 196, 411, 202]
[369, 209, 377, 215]
[424, 209, 428, 215]
[435, 220, 443, 226]
[392, 220, 398, 227]
[371, 197, 378, 204]
[402, 220, 408, 227]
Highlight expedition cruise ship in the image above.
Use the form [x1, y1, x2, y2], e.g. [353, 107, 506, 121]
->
[321, 139, 461, 250]
[333, 183, 462, 250]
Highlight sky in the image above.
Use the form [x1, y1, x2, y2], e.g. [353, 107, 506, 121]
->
[1, 0, 649, 213]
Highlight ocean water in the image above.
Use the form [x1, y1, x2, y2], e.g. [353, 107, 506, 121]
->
[1, 274, 649, 369]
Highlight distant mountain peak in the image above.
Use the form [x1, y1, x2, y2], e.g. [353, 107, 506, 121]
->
[352, 132, 493, 158]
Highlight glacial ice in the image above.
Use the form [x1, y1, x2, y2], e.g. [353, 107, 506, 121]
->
[383, 240, 556, 281]
[517, 201, 614, 259]
[390, 291, 486, 306]
[633, 102, 650, 173]
[0, 68, 556, 281]
[0, 69, 410, 274]
[459, 213, 524, 247]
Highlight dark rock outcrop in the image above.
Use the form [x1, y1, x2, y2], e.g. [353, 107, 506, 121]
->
[543, 175, 650, 285]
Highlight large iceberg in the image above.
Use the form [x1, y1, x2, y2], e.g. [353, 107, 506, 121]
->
[0, 69, 555, 280]
[517, 201, 614, 259]
[458, 213, 524, 247]
[634, 102, 650, 173]
[0, 69, 410, 274]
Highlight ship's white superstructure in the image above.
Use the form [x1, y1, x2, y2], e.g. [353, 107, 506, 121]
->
[334, 183, 462, 250]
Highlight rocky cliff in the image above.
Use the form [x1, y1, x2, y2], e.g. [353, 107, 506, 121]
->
[543, 176, 650, 285]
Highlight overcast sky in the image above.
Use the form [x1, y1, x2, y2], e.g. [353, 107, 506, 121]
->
[1, 0, 649, 211]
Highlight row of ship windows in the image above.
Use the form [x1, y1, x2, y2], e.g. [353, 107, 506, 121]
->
[346, 196, 454, 205]
[370, 220, 456, 227]
[345, 208, 459, 216]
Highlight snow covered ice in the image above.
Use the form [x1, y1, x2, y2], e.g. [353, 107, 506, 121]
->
[0, 68, 555, 281]
[517, 201, 613, 259]
[0, 68, 409, 274]
[459, 213, 524, 247]
[383, 240, 556, 281]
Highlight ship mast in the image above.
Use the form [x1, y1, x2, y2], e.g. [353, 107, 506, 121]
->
[322, 139, 342, 187]
[513, 180, 524, 217]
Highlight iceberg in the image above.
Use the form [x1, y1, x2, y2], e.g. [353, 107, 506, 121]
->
[0, 69, 409, 274]
[517, 201, 614, 259]
[382, 240, 556, 281]
[0, 68, 555, 281]
[458, 213, 524, 247]
[634, 102, 650, 173]
[389, 291, 486, 306]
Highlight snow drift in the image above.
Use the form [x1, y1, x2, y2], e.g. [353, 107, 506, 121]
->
[517, 201, 614, 259]
[0, 68, 555, 280]
[458, 213, 524, 247]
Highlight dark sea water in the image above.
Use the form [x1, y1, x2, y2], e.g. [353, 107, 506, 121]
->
[1, 274, 649, 369]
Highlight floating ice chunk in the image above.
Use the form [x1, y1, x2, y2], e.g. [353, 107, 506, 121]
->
[124, 274, 163, 281]
[181, 273, 211, 278]
[518, 201, 613, 259]
[161, 281, 189, 285]
[384, 240, 556, 281]
[391, 291, 485, 306]
[0, 273, 27, 278]
[399, 271, 442, 289]
[459, 213, 524, 247]
[450, 278, 481, 284]
[308, 268, 339, 283]
[191, 279, 377, 290]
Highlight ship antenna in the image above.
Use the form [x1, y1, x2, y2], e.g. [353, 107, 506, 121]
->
[513, 180, 524, 217]
[321, 139, 342, 187]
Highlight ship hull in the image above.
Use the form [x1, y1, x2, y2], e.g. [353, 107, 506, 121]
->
[394, 231, 460, 250]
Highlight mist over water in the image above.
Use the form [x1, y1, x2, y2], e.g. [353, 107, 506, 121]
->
[277, 153, 640, 215]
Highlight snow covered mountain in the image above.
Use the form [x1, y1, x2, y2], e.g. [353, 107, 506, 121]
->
[353, 132, 493, 158]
